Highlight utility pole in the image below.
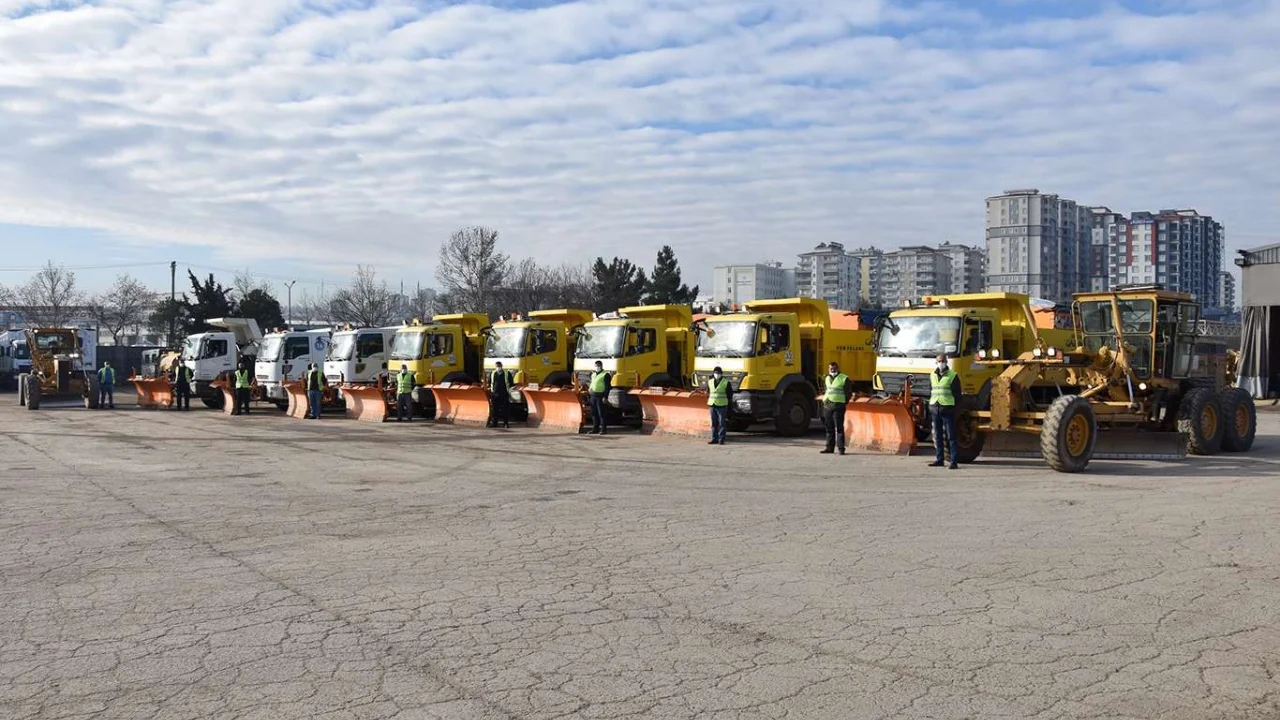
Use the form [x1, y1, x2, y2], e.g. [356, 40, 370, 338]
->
[169, 261, 176, 348]
[285, 280, 297, 329]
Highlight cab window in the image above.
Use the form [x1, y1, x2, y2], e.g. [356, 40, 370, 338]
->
[763, 323, 790, 354]
[357, 334, 384, 359]
[202, 339, 228, 359]
[962, 320, 993, 356]
[530, 329, 558, 355]
[285, 337, 311, 361]
[427, 334, 454, 357]
[626, 328, 657, 356]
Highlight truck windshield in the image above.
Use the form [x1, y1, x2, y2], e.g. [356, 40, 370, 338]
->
[14, 343, 29, 360]
[390, 332, 424, 361]
[259, 336, 284, 362]
[576, 326, 624, 359]
[485, 327, 527, 358]
[181, 337, 198, 361]
[877, 316, 962, 358]
[697, 321, 756, 358]
[328, 333, 357, 361]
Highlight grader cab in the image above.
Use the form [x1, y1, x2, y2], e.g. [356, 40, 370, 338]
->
[973, 287, 1255, 473]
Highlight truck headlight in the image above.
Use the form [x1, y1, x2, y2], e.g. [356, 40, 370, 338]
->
[1047, 347, 1058, 358]
[734, 395, 752, 411]
[1032, 348, 1043, 358]
[991, 349, 1001, 359]
[978, 350, 988, 360]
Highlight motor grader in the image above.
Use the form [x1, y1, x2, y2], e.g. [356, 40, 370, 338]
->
[16, 328, 101, 410]
[970, 286, 1255, 473]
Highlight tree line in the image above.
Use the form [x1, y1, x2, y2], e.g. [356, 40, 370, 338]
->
[0, 226, 700, 343]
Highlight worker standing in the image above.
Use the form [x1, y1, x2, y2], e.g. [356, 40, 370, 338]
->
[928, 353, 961, 470]
[305, 362, 326, 420]
[173, 363, 193, 411]
[488, 361, 515, 429]
[97, 361, 116, 409]
[820, 361, 852, 455]
[233, 361, 253, 416]
[587, 360, 611, 435]
[706, 366, 732, 445]
[395, 364, 415, 422]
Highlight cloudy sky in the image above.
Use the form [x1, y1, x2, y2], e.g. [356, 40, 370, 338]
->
[1, 0, 1277, 295]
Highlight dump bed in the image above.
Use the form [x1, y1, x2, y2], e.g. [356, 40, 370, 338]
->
[431, 313, 490, 338]
[745, 298, 830, 329]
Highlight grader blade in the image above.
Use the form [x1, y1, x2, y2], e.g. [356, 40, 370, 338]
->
[631, 388, 710, 438]
[844, 396, 918, 455]
[430, 383, 493, 426]
[522, 386, 587, 432]
[984, 430, 1188, 461]
[981, 432, 1042, 457]
[341, 384, 391, 422]
[131, 376, 174, 409]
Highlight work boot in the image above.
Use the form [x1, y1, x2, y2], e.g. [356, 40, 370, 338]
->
[949, 463, 959, 470]
[820, 448, 834, 454]
[838, 449, 846, 456]
[928, 461, 944, 467]
[718, 439, 725, 445]
[588, 429, 600, 435]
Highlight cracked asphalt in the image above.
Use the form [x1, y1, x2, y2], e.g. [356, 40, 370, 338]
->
[3, 393, 1279, 720]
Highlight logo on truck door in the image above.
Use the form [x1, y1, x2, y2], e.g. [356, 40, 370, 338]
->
[784, 350, 794, 365]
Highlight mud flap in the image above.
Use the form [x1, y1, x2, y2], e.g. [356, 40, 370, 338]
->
[630, 388, 710, 438]
[283, 380, 310, 419]
[429, 383, 493, 426]
[984, 430, 1188, 461]
[844, 396, 917, 455]
[521, 386, 588, 432]
[131, 376, 174, 409]
[341, 384, 391, 422]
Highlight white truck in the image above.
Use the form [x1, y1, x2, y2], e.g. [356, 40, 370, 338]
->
[0, 332, 19, 390]
[255, 328, 331, 407]
[324, 326, 400, 389]
[180, 318, 264, 408]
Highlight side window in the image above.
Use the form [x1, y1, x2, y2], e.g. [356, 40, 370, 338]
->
[769, 323, 790, 353]
[357, 334, 383, 359]
[531, 329, 557, 355]
[204, 339, 228, 359]
[428, 334, 454, 357]
[285, 337, 311, 360]
[963, 321, 993, 356]
[627, 328, 657, 356]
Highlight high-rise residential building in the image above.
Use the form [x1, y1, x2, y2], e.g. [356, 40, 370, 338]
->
[1109, 210, 1224, 305]
[848, 247, 885, 306]
[711, 262, 796, 307]
[936, 242, 986, 295]
[882, 246, 952, 305]
[1218, 271, 1236, 310]
[985, 189, 1092, 302]
[795, 242, 859, 309]
[1090, 207, 1129, 292]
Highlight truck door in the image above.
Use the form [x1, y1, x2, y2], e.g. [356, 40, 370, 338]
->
[356, 332, 386, 378]
[527, 327, 561, 384]
[626, 325, 662, 384]
[961, 316, 996, 394]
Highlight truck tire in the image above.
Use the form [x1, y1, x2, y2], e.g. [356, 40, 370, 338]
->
[25, 374, 42, 411]
[201, 394, 225, 409]
[85, 375, 101, 409]
[1041, 395, 1096, 473]
[1177, 387, 1223, 456]
[727, 417, 752, 433]
[954, 412, 985, 464]
[18, 373, 27, 406]
[1219, 387, 1256, 453]
[775, 390, 812, 437]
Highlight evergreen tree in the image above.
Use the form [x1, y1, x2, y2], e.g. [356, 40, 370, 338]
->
[237, 288, 285, 331]
[643, 245, 698, 305]
[590, 257, 648, 313]
[183, 271, 235, 333]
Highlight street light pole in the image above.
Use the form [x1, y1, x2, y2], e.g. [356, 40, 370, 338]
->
[285, 280, 297, 328]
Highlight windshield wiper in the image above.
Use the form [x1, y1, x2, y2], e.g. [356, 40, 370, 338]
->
[878, 349, 907, 357]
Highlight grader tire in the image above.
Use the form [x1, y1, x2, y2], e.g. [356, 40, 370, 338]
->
[25, 374, 42, 411]
[1178, 387, 1224, 456]
[85, 375, 101, 409]
[18, 373, 27, 406]
[1041, 395, 1096, 473]
[1220, 387, 1256, 453]
[954, 412, 986, 464]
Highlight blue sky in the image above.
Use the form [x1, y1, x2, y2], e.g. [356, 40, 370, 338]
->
[1, 0, 1276, 297]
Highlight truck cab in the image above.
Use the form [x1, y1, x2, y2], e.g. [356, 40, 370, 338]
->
[388, 313, 488, 416]
[573, 305, 693, 421]
[483, 309, 593, 406]
[180, 318, 264, 408]
[255, 329, 332, 404]
[324, 326, 400, 386]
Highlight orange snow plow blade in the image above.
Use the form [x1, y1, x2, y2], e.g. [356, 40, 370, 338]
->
[131, 376, 173, 409]
[211, 378, 236, 416]
[341, 384, 391, 422]
[632, 388, 710, 437]
[845, 395, 918, 455]
[283, 380, 309, 419]
[522, 386, 587, 432]
[429, 383, 492, 426]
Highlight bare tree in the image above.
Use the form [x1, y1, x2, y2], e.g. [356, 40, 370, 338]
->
[436, 226, 509, 316]
[9, 261, 84, 327]
[233, 271, 274, 302]
[89, 273, 155, 345]
[405, 287, 442, 322]
[328, 266, 399, 327]
[293, 288, 333, 326]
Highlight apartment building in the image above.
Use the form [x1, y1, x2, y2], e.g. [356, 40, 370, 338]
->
[882, 246, 952, 305]
[936, 242, 986, 295]
[1105, 210, 1224, 306]
[795, 242, 860, 309]
[847, 247, 885, 306]
[985, 189, 1092, 302]
[1219, 271, 1236, 311]
[711, 263, 797, 307]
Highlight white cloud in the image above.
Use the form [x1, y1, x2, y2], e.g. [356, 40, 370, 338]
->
[0, 0, 1277, 285]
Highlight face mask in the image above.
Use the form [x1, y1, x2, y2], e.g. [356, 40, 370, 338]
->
[937, 363, 947, 372]
[828, 369, 837, 377]
[713, 372, 722, 379]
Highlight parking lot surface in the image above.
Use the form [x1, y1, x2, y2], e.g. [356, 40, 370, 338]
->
[3, 394, 1279, 719]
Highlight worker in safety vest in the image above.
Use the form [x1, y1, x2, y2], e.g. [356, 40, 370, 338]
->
[587, 360, 612, 435]
[928, 353, 962, 470]
[488, 361, 515, 429]
[305, 362, 326, 420]
[172, 364, 193, 411]
[395, 364, 416, 422]
[97, 362, 116, 409]
[233, 361, 253, 416]
[706, 366, 733, 445]
[820, 361, 853, 455]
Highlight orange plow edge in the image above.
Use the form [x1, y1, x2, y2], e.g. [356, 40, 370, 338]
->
[210, 378, 237, 416]
[283, 380, 310, 419]
[521, 386, 587, 432]
[844, 395, 918, 455]
[429, 383, 493, 426]
[341, 384, 391, 422]
[631, 388, 711, 438]
[131, 376, 174, 409]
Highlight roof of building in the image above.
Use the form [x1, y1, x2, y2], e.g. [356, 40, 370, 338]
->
[1236, 243, 1280, 267]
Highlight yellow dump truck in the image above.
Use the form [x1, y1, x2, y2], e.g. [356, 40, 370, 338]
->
[384, 313, 488, 418]
[634, 297, 875, 437]
[848, 292, 1075, 458]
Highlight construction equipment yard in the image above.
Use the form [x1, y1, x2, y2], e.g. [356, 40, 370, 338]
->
[4, 395, 1280, 720]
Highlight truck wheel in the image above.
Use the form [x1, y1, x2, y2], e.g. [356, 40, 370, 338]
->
[1219, 387, 1256, 453]
[1177, 387, 1223, 456]
[25, 374, 42, 411]
[954, 413, 985, 464]
[85, 375, 101, 409]
[1041, 395, 1096, 473]
[201, 393, 224, 409]
[727, 417, 752, 433]
[18, 373, 27, 406]
[272, 400, 289, 411]
[775, 390, 812, 437]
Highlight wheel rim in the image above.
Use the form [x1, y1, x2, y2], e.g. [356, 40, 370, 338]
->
[1201, 404, 1218, 439]
[788, 402, 806, 427]
[1234, 405, 1248, 437]
[1065, 414, 1091, 457]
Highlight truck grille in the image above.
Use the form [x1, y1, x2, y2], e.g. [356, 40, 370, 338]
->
[877, 372, 931, 398]
[691, 371, 744, 391]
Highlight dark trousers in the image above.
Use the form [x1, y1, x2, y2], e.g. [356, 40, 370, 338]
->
[308, 389, 323, 419]
[589, 394, 607, 433]
[490, 397, 510, 428]
[822, 402, 845, 452]
[709, 405, 728, 443]
[932, 405, 958, 464]
[175, 384, 191, 410]
[397, 393, 412, 421]
[99, 384, 114, 408]
[234, 388, 251, 415]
